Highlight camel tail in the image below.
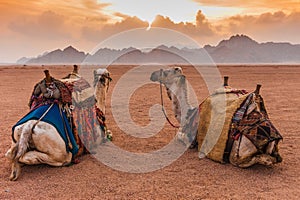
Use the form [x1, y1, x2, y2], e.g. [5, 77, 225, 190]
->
[15, 123, 35, 160]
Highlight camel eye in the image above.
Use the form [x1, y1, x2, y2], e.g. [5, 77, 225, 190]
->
[99, 76, 106, 85]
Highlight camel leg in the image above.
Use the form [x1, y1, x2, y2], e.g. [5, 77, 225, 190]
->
[232, 154, 277, 168]
[5, 142, 18, 160]
[6, 143, 23, 181]
[19, 150, 72, 166]
[176, 131, 190, 146]
[253, 154, 277, 166]
[9, 161, 21, 181]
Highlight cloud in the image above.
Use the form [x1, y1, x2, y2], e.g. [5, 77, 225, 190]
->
[81, 16, 149, 42]
[192, 0, 300, 10]
[81, 0, 111, 10]
[1, 0, 300, 62]
[2, 0, 115, 42]
[150, 11, 217, 45]
[8, 11, 71, 40]
[151, 11, 214, 36]
[216, 11, 300, 43]
[113, 12, 131, 20]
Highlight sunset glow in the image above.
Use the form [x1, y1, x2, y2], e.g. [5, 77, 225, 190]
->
[1, 0, 300, 62]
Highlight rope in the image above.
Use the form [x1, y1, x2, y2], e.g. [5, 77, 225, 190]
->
[32, 103, 54, 131]
[159, 71, 180, 129]
[58, 104, 73, 151]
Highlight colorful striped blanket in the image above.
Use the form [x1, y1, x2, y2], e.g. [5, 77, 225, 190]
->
[63, 78, 103, 155]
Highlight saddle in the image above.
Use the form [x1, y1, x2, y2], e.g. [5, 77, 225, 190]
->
[223, 93, 283, 162]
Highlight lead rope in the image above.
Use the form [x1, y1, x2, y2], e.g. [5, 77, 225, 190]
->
[237, 134, 242, 158]
[32, 103, 54, 130]
[159, 75, 180, 129]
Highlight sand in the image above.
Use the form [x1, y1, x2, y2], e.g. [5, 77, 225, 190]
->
[0, 65, 299, 199]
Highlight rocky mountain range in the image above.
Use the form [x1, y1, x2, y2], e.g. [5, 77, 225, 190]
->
[18, 35, 300, 64]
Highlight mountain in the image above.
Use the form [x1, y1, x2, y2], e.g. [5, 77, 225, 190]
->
[205, 34, 300, 63]
[26, 46, 87, 64]
[17, 57, 32, 64]
[20, 35, 300, 64]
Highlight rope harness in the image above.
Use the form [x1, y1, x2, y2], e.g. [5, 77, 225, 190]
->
[159, 69, 180, 129]
[31, 103, 54, 132]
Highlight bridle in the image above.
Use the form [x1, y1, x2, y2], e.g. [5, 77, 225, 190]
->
[159, 69, 180, 129]
[94, 73, 112, 91]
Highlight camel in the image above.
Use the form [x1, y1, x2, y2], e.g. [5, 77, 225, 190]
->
[6, 66, 112, 181]
[150, 67, 283, 168]
[61, 65, 113, 155]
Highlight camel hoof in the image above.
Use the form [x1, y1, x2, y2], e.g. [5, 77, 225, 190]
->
[9, 168, 20, 181]
[9, 162, 21, 181]
[9, 171, 18, 181]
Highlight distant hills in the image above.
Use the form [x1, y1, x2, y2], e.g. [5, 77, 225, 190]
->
[18, 35, 300, 64]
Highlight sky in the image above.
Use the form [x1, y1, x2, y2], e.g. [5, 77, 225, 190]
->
[1, 0, 300, 63]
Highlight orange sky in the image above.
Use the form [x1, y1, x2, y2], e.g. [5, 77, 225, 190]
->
[1, 0, 300, 62]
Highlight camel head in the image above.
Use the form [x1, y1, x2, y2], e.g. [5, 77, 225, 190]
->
[93, 68, 112, 114]
[150, 67, 184, 86]
[150, 67, 191, 123]
[150, 67, 186, 99]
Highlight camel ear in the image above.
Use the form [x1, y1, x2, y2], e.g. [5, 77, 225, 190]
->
[106, 72, 112, 82]
[174, 67, 183, 74]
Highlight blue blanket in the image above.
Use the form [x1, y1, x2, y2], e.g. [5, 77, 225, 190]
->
[12, 104, 79, 155]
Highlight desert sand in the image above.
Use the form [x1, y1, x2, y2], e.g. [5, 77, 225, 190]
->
[0, 65, 299, 199]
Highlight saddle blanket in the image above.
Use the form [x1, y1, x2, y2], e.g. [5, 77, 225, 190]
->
[12, 104, 79, 155]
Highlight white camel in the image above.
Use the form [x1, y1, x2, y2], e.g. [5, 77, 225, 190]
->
[5, 67, 112, 181]
[150, 67, 283, 168]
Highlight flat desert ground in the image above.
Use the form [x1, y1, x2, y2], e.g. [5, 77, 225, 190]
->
[0, 65, 299, 199]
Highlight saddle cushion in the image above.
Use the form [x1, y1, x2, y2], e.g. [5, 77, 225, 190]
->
[197, 88, 248, 163]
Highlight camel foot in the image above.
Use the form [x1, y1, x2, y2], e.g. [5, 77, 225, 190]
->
[9, 162, 21, 181]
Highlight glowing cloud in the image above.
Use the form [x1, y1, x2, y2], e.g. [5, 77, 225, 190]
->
[0, 0, 300, 62]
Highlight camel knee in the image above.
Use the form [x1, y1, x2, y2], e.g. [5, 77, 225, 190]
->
[5, 144, 18, 160]
[5, 148, 13, 160]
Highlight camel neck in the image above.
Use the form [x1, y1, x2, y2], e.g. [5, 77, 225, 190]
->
[94, 83, 107, 114]
[170, 81, 192, 125]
